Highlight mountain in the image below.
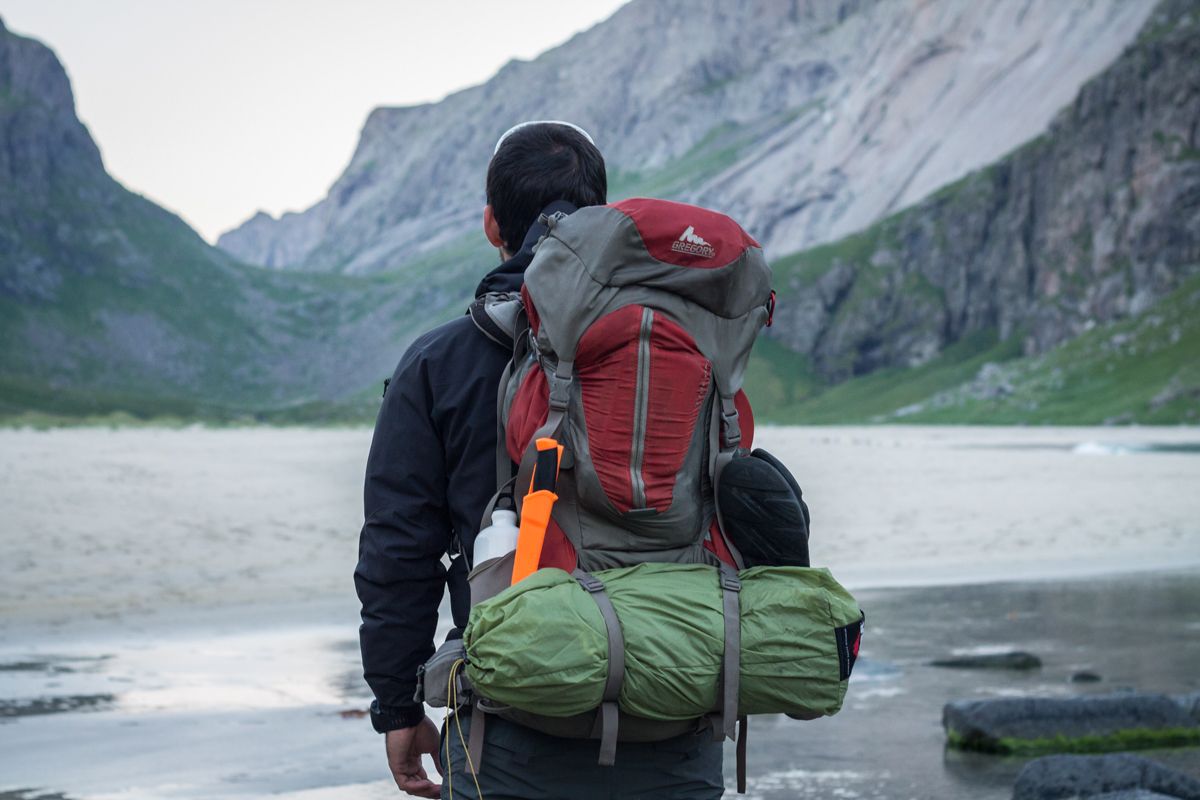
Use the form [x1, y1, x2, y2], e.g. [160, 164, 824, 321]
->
[1, 16, 248, 415]
[2, 1, 1196, 425]
[218, 0, 1155, 275]
[746, 0, 1200, 423]
[0, 17, 459, 421]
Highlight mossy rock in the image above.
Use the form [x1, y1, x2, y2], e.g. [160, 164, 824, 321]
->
[943, 693, 1200, 756]
[947, 725, 1200, 756]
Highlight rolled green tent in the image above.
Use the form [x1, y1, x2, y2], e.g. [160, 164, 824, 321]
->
[464, 563, 863, 721]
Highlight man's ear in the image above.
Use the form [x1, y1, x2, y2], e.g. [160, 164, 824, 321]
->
[483, 205, 506, 250]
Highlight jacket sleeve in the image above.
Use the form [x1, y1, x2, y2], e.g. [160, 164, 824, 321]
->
[355, 342, 452, 722]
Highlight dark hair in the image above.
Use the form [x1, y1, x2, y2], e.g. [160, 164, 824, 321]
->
[486, 123, 607, 251]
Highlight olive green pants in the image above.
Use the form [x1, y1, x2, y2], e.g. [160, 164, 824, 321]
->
[440, 710, 724, 800]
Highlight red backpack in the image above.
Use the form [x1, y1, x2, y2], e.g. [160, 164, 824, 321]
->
[469, 198, 774, 576]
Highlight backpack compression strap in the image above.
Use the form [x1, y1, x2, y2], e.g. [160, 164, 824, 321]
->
[713, 563, 742, 743]
[573, 569, 626, 766]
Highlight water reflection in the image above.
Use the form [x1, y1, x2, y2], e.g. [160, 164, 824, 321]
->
[1, 572, 1197, 799]
[729, 570, 1200, 799]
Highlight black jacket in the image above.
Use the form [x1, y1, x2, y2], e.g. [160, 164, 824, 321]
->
[355, 205, 573, 730]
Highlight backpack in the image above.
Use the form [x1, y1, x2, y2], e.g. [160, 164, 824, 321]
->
[418, 199, 858, 794]
[463, 199, 771, 776]
[470, 197, 774, 577]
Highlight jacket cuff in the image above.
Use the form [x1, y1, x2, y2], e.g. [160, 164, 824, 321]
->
[370, 699, 425, 733]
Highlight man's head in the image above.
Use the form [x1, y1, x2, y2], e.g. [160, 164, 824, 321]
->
[484, 121, 607, 258]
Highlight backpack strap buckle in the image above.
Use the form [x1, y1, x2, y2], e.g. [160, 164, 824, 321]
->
[720, 396, 742, 449]
[547, 361, 574, 412]
[720, 572, 742, 593]
[576, 573, 606, 594]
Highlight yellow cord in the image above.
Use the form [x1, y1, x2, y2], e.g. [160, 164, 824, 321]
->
[446, 658, 484, 800]
[445, 663, 454, 799]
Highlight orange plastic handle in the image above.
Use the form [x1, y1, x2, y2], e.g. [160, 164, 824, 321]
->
[510, 489, 558, 585]
[529, 437, 565, 492]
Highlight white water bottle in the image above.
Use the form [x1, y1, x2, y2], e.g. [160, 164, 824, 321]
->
[472, 509, 519, 568]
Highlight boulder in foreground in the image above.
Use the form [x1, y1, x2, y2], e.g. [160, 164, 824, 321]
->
[1174, 693, 1200, 722]
[930, 651, 1042, 670]
[944, 693, 1200, 755]
[1012, 754, 1200, 799]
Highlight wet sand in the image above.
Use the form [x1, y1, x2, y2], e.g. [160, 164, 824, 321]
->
[2, 571, 1197, 800]
[1, 425, 1199, 798]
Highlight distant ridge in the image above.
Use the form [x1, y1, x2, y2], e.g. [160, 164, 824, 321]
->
[218, 0, 1155, 275]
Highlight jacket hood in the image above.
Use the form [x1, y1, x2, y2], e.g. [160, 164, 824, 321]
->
[473, 200, 579, 297]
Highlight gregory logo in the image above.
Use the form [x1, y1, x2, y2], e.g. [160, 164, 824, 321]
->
[671, 226, 716, 258]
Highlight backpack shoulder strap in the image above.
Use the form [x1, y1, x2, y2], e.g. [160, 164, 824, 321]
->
[467, 292, 524, 348]
[467, 291, 532, 495]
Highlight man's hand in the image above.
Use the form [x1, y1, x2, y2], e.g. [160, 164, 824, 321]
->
[386, 716, 443, 798]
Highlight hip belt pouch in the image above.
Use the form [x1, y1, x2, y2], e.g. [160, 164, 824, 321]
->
[414, 636, 469, 709]
[463, 563, 863, 721]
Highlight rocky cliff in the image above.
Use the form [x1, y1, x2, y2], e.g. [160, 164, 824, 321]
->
[1, 14, 108, 301]
[217, 0, 1155, 275]
[766, 0, 1199, 387]
[0, 16, 247, 410]
[0, 18, 447, 419]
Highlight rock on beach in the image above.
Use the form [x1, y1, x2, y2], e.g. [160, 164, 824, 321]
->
[944, 693, 1200, 754]
[1012, 754, 1200, 799]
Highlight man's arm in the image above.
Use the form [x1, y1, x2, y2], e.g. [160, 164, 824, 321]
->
[355, 317, 511, 797]
[355, 343, 451, 736]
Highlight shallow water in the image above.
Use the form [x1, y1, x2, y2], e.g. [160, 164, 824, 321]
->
[960, 440, 1200, 455]
[1, 425, 1199, 797]
[2, 572, 1198, 799]
[735, 570, 1200, 800]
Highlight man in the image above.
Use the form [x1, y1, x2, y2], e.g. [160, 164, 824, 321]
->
[354, 121, 725, 799]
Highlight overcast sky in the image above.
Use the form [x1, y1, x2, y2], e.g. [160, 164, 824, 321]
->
[0, 0, 630, 242]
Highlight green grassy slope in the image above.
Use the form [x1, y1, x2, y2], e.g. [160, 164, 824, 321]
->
[0, 227, 481, 425]
[7, 165, 1194, 428]
[749, 274, 1200, 425]
[747, 331, 1019, 424]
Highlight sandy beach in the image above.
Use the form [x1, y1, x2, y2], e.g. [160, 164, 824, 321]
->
[1, 425, 1199, 799]
[3, 425, 1198, 630]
